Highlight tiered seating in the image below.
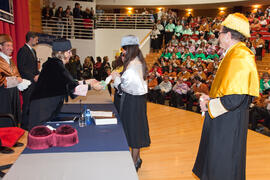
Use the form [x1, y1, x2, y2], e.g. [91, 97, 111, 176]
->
[145, 51, 162, 69]
[257, 53, 270, 75]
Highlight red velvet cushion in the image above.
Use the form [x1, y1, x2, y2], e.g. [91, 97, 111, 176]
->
[27, 126, 54, 150]
[27, 125, 79, 150]
[0, 127, 25, 147]
[55, 125, 79, 147]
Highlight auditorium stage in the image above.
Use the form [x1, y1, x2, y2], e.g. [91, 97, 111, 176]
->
[138, 102, 270, 180]
[1, 93, 270, 179]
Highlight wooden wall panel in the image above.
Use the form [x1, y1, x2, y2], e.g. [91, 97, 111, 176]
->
[28, 0, 42, 32]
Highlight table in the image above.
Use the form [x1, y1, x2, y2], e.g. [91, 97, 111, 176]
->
[4, 90, 138, 180]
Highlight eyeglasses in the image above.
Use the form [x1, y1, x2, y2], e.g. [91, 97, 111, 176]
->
[218, 31, 227, 36]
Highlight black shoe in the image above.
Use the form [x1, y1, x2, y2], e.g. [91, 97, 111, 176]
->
[13, 142, 24, 147]
[0, 147, 14, 154]
[135, 158, 142, 171]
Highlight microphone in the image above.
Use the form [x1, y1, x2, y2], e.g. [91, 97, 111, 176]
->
[80, 99, 82, 117]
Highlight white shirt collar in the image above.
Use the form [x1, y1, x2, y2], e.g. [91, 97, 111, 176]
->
[26, 43, 33, 50]
[223, 42, 239, 57]
[0, 52, 11, 64]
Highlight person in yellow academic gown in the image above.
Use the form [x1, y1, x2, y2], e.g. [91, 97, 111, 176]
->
[192, 13, 259, 180]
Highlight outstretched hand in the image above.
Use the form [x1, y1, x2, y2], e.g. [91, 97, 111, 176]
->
[92, 82, 104, 90]
[111, 71, 120, 81]
[85, 79, 99, 87]
[199, 93, 210, 112]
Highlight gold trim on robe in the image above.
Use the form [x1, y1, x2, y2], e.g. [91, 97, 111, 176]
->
[209, 42, 259, 98]
[0, 57, 21, 87]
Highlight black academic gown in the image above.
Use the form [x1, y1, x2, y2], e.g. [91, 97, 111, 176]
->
[0, 86, 21, 127]
[192, 94, 253, 180]
[28, 57, 79, 130]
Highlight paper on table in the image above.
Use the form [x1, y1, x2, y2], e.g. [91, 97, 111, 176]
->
[94, 117, 117, 125]
[91, 111, 113, 117]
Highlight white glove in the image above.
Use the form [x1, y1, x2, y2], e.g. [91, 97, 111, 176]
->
[199, 93, 210, 112]
[17, 79, 31, 91]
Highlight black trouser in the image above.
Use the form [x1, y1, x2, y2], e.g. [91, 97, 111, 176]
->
[255, 47, 263, 60]
[21, 83, 35, 130]
[186, 91, 200, 112]
[249, 106, 270, 130]
[165, 32, 173, 44]
[147, 89, 158, 103]
[157, 34, 163, 49]
[170, 92, 186, 107]
[156, 90, 171, 105]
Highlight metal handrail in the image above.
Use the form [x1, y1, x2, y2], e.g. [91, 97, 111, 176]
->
[96, 13, 154, 29]
[41, 14, 154, 39]
[139, 30, 152, 49]
[41, 17, 94, 39]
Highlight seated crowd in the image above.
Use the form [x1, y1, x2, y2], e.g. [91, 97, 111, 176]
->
[150, 7, 270, 58]
[65, 54, 112, 94]
[148, 8, 270, 132]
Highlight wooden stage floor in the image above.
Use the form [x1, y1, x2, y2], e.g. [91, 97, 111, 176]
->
[138, 102, 270, 180]
[1, 101, 270, 179]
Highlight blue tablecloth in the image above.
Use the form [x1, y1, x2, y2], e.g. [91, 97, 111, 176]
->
[23, 103, 129, 154]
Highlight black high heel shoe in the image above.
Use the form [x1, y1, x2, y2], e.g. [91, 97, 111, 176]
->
[13, 142, 24, 147]
[135, 158, 142, 172]
[0, 147, 14, 154]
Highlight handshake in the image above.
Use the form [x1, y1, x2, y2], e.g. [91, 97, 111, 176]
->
[85, 79, 106, 90]
[6, 76, 31, 91]
[74, 79, 105, 96]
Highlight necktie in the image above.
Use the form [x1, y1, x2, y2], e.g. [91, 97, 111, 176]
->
[30, 48, 37, 59]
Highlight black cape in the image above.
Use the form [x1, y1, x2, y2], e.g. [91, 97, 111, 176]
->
[28, 57, 78, 129]
[192, 94, 253, 180]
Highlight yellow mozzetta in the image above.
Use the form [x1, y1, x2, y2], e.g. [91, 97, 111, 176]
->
[209, 42, 259, 98]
